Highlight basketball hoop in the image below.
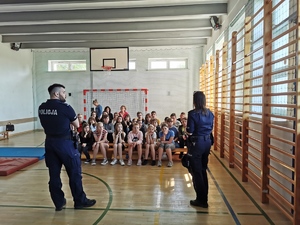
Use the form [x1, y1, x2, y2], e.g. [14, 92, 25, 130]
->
[101, 65, 113, 71]
[101, 65, 112, 75]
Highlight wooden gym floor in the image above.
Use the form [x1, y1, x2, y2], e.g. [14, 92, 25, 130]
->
[0, 131, 291, 225]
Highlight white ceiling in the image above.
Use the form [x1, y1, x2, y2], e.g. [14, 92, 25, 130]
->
[0, 0, 228, 49]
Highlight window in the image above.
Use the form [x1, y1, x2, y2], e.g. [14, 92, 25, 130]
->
[48, 60, 87, 72]
[129, 59, 136, 70]
[148, 58, 188, 70]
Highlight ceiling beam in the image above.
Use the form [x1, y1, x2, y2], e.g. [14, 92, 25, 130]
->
[21, 39, 207, 49]
[2, 30, 212, 43]
[0, 19, 212, 35]
[0, 0, 140, 4]
[0, 4, 227, 25]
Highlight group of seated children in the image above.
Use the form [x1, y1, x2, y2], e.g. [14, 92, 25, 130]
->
[76, 107, 188, 167]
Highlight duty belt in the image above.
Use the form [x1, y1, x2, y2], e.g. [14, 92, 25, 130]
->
[46, 134, 72, 140]
[189, 135, 210, 141]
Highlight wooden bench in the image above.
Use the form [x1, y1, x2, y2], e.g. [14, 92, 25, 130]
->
[96, 143, 187, 160]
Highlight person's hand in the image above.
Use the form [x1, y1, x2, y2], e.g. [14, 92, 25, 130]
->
[82, 143, 87, 147]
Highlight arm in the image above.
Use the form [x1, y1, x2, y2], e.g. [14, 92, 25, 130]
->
[162, 131, 174, 144]
[113, 133, 118, 144]
[151, 132, 157, 144]
[145, 132, 150, 144]
[127, 132, 133, 144]
[71, 118, 79, 129]
[93, 132, 101, 143]
[136, 131, 143, 144]
[186, 112, 194, 135]
[99, 132, 108, 143]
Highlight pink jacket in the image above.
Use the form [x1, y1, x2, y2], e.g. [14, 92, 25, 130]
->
[127, 130, 143, 144]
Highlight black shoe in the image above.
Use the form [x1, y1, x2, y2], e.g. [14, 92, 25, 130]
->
[142, 160, 148, 165]
[190, 200, 208, 208]
[55, 198, 66, 211]
[75, 199, 96, 209]
[151, 160, 156, 166]
[179, 152, 183, 159]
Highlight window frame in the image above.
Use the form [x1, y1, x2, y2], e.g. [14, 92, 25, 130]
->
[148, 58, 188, 70]
[48, 60, 87, 72]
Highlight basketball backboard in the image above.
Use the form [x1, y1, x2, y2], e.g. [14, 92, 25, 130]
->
[90, 47, 129, 71]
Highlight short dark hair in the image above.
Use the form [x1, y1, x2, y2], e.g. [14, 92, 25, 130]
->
[170, 113, 176, 117]
[102, 114, 109, 120]
[48, 83, 65, 94]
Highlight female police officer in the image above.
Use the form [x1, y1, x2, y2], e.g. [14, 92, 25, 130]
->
[39, 83, 96, 211]
[186, 91, 214, 208]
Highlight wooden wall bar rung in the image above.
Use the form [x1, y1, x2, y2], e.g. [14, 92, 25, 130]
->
[244, 111, 262, 115]
[246, 56, 264, 65]
[267, 176, 294, 197]
[234, 143, 242, 150]
[267, 155, 295, 172]
[267, 184, 294, 210]
[265, 114, 296, 121]
[266, 103, 296, 108]
[268, 78, 298, 86]
[268, 124, 296, 134]
[271, 53, 296, 65]
[269, 65, 297, 75]
[236, 35, 245, 44]
[246, 127, 261, 133]
[247, 17, 264, 35]
[271, 0, 286, 13]
[267, 165, 295, 184]
[268, 195, 293, 222]
[268, 144, 295, 159]
[267, 91, 297, 96]
[247, 119, 262, 124]
[246, 135, 261, 144]
[245, 163, 261, 177]
[271, 39, 297, 54]
[266, 24, 298, 46]
[245, 143, 261, 153]
[244, 73, 263, 82]
[267, 134, 296, 146]
[245, 173, 261, 189]
[245, 5, 264, 26]
[234, 157, 242, 165]
[245, 45, 264, 57]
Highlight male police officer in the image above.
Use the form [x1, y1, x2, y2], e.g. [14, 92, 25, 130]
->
[39, 83, 96, 211]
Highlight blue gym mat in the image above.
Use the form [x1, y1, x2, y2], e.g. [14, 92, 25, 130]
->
[0, 147, 45, 160]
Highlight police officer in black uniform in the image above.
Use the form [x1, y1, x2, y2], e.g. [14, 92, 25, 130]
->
[39, 83, 96, 211]
[186, 91, 214, 208]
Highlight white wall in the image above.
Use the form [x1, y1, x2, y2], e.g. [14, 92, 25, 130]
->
[203, 0, 248, 59]
[0, 40, 34, 133]
[33, 46, 202, 128]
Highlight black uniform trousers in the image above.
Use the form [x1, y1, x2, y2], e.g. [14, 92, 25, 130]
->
[188, 136, 211, 204]
[45, 137, 88, 208]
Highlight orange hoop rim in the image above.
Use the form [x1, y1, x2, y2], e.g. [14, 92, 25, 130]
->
[101, 65, 113, 71]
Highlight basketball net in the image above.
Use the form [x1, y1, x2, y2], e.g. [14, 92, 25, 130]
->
[102, 65, 112, 75]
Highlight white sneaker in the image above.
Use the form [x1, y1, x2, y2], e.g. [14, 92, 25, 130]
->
[110, 159, 118, 165]
[127, 159, 132, 166]
[119, 159, 125, 166]
[137, 159, 142, 166]
[157, 160, 162, 167]
[101, 158, 108, 165]
[91, 159, 96, 166]
[84, 159, 91, 164]
[167, 161, 173, 167]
